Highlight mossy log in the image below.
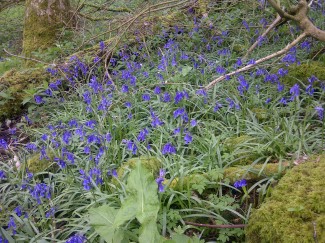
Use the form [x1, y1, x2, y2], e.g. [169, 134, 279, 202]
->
[246, 155, 325, 243]
[0, 67, 50, 120]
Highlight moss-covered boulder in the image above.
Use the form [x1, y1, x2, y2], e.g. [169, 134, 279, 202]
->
[26, 150, 55, 173]
[0, 67, 50, 121]
[246, 155, 325, 243]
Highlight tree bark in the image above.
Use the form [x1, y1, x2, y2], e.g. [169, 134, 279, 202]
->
[23, 0, 71, 58]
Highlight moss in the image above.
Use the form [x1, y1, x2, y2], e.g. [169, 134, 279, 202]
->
[251, 108, 268, 121]
[116, 156, 162, 178]
[23, 0, 71, 62]
[282, 61, 325, 87]
[0, 67, 50, 121]
[26, 150, 55, 173]
[246, 155, 325, 243]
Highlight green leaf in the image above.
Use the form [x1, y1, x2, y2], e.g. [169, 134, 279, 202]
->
[125, 160, 160, 224]
[0, 91, 13, 100]
[89, 205, 120, 243]
[181, 66, 193, 77]
[138, 219, 162, 243]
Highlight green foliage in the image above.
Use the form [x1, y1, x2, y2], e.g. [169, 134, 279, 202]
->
[89, 160, 162, 243]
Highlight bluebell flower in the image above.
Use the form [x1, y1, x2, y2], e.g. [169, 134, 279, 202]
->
[277, 68, 288, 77]
[0, 139, 8, 149]
[216, 65, 226, 75]
[196, 89, 207, 97]
[65, 234, 87, 243]
[279, 97, 287, 105]
[214, 102, 223, 112]
[138, 128, 149, 142]
[282, 53, 296, 65]
[41, 134, 48, 141]
[62, 131, 72, 145]
[65, 152, 75, 164]
[99, 41, 105, 51]
[156, 169, 166, 193]
[0, 170, 6, 180]
[242, 20, 250, 31]
[34, 95, 44, 104]
[264, 74, 278, 83]
[162, 92, 171, 102]
[154, 86, 161, 94]
[106, 133, 112, 142]
[237, 76, 249, 95]
[173, 107, 185, 119]
[8, 216, 16, 235]
[265, 98, 272, 104]
[46, 207, 56, 218]
[40, 146, 49, 160]
[87, 134, 101, 144]
[83, 91, 92, 105]
[88, 76, 102, 94]
[162, 143, 176, 155]
[80, 169, 92, 190]
[95, 147, 105, 164]
[107, 169, 118, 178]
[150, 110, 164, 127]
[54, 157, 66, 169]
[89, 167, 103, 186]
[14, 206, 22, 217]
[68, 119, 78, 127]
[121, 84, 129, 93]
[190, 119, 197, 127]
[124, 102, 132, 108]
[174, 91, 185, 104]
[30, 183, 51, 204]
[184, 133, 193, 144]
[290, 83, 300, 100]
[277, 82, 284, 92]
[234, 179, 247, 188]
[123, 139, 137, 154]
[44, 89, 53, 96]
[173, 127, 181, 135]
[142, 93, 151, 101]
[315, 106, 324, 120]
[46, 68, 58, 76]
[0, 236, 8, 243]
[85, 120, 96, 128]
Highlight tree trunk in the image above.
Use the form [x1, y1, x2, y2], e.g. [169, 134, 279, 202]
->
[23, 0, 71, 58]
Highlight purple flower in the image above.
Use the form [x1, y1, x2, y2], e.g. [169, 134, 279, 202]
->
[0, 170, 6, 180]
[80, 169, 92, 190]
[46, 207, 56, 218]
[54, 157, 66, 169]
[142, 93, 151, 101]
[190, 119, 197, 127]
[162, 143, 176, 155]
[216, 65, 226, 75]
[123, 139, 137, 154]
[83, 91, 92, 105]
[125, 102, 132, 108]
[315, 106, 324, 120]
[99, 41, 105, 51]
[34, 95, 44, 104]
[277, 68, 288, 77]
[290, 83, 300, 100]
[30, 183, 51, 204]
[0, 139, 8, 149]
[234, 179, 247, 188]
[25, 143, 37, 151]
[184, 133, 193, 144]
[156, 169, 166, 193]
[154, 86, 161, 94]
[121, 84, 129, 93]
[162, 92, 171, 102]
[62, 131, 72, 144]
[14, 206, 22, 217]
[173, 107, 185, 119]
[138, 128, 149, 142]
[214, 102, 223, 112]
[65, 234, 87, 243]
[8, 216, 16, 235]
[40, 146, 49, 160]
[107, 169, 118, 178]
[173, 127, 181, 135]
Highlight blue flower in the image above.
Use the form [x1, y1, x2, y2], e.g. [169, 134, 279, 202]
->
[123, 139, 137, 154]
[107, 169, 118, 178]
[234, 179, 247, 188]
[0, 170, 6, 180]
[162, 143, 176, 155]
[62, 131, 72, 144]
[173, 107, 185, 119]
[80, 169, 92, 190]
[83, 91, 92, 105]
[289, 83, 300, 100]
[40, 146, 49, 160]
[138, 128, 149, 142]
[173, 127, 181, 135]
[14, 206, 22, 217]
[65, 234, 87, 243]
[8, 216, 16, 235]
[156, 169, 166, 193]
[190, 119, 197, 127]
[162, 92, 171, 102]
[30, 183, 51, 204]
[99, 41, 105, 51]
[184, 133, 193, 144]
[54, 157, 66, 169]
[142, 93, 151, 101]
[315, 106, 324, 120]
[0, 139, 8, 150]
[46, 207, 56, 218]
[121, 84, 129, 93]
[34, 95, 44, 104]
[154, 86, 161, 94]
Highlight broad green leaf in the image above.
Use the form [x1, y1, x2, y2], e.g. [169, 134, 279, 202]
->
[125, 160, 160, 224]
[138, 219, 162, 243]
[114, 199, 137, 227]
[181, 66, 192, 76]
[89, 205, 119, 243]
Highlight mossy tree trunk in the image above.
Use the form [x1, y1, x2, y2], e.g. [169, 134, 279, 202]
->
[23, 0, 71, 58]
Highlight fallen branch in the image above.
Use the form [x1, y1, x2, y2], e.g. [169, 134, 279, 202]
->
[205, 32, 307, 90]
[184, 221, 247, 228]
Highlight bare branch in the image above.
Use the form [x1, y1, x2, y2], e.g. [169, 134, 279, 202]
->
[185, 221, 247, 229]
[267, 0, 297, 20]
[205, 33, 307, 90]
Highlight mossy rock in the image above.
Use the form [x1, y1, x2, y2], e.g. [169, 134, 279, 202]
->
[27, 150, 55, 173]
[0, 67, 50, 121]
[246, 155, 325, 243]
[117, 156, 162, 179]
[251, 108, 268, 121]
[282, 61, 325, 87]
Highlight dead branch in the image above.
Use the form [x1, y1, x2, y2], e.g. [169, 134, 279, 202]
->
[184, 221, 247, 228]
[205, 32, 307, 90]
[205, 0, 325, 90]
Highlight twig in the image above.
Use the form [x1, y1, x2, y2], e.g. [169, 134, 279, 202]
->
[205, 32, 307, 90]
[243, 14, 282, 59]
[3, 49, 51, 65]
[184, 221, 247, 228]
[313, 221, 318, 243]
